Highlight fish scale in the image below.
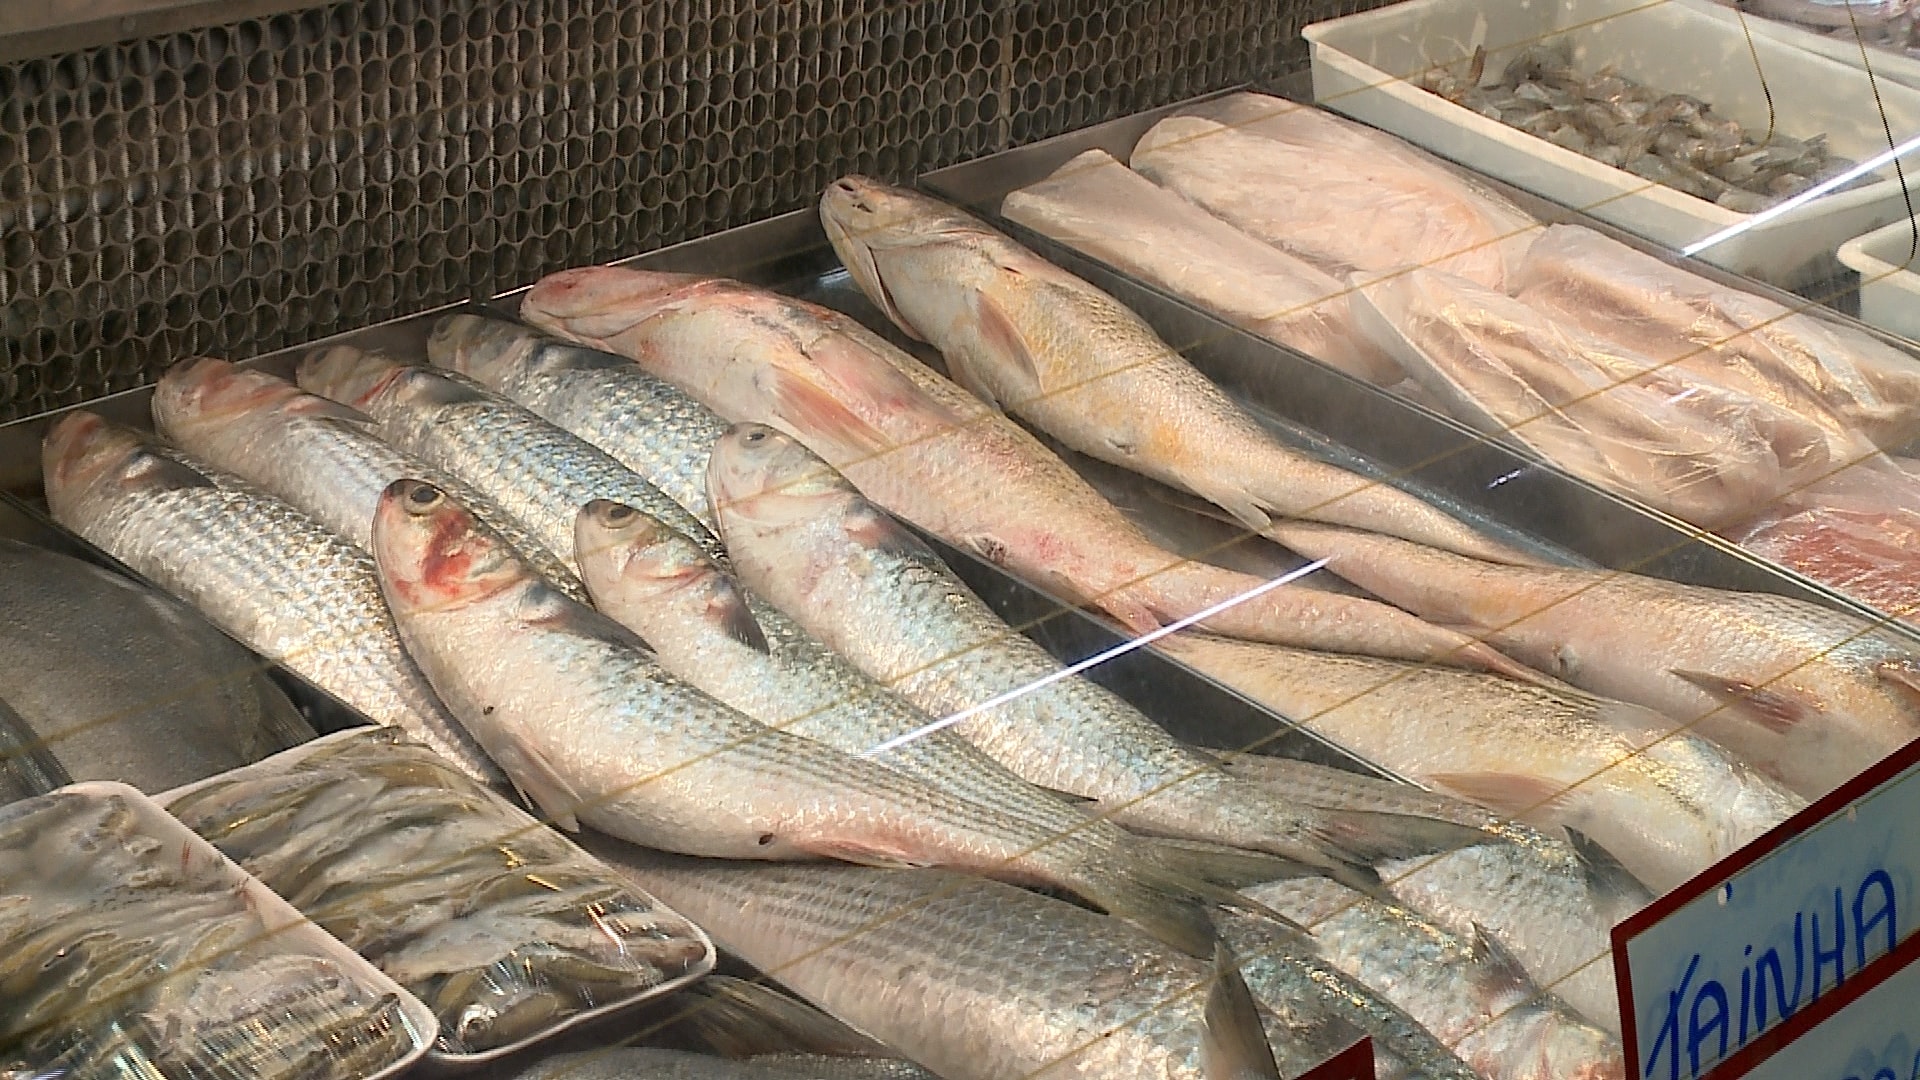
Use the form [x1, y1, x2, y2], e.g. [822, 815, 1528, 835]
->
[371, 478, 1240, 960]
[428, 314, 732, 531]
[40, 412, 500, 786]
[296, 344, 723, 575]
[151, 357, 588, 602]
[594, 855, 1331, 1080]
[706, 423, 1489, 894]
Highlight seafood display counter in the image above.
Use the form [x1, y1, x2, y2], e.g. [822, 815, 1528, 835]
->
[8, 5, 1920, 1079]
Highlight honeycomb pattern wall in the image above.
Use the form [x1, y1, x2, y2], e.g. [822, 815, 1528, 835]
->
[0, 0, 1383, 418]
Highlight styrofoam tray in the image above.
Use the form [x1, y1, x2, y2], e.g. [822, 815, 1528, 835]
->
[1303, 0, 1920, 287]
[1840, 215, 1920, 341]
[1677, 0, 1920, 92]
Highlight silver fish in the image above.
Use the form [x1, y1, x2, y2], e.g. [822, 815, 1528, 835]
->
[705, 423, 1486, 893]
[1269, 520, 1920, 800]
[0, 538, 313, 796]
[428, 313, 732, 530]
[1212, 752, 1649, 1034]
[371, 478, 1233, 959]
[506, 1049, 936, 1080]
[40, 411, 498, 785]
[820, 175, 1528, 568]
[1241, 878, 1625, 1080]
[518, 263, 1526, 672]
[1160, 630, 1803, 892]
[151, 356, 587, 601]
[572, 500, 1286, 910]
[590, 853, 1306, 1080]
[296, 343, 722, 575]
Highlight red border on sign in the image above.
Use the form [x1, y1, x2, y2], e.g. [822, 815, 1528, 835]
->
[1298, 1037, 1375, 1080]
[1613, 733, 1920, 1080]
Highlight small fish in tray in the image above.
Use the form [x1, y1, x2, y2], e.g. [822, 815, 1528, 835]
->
[0, 782, 432, 1080]
[163, 727, 715, 1058]
[1418, 42, 1859, 211]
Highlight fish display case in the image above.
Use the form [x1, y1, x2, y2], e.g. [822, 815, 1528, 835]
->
[6, 0, 1920, 1076]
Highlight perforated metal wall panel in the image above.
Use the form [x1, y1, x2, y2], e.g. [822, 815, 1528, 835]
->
[0, 0, 1385, 418]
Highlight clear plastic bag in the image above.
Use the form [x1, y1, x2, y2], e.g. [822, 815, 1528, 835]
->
[1352, 266, 1834, 525]
[0, 782, 432, 1080]
[164, 728, 714, 1059]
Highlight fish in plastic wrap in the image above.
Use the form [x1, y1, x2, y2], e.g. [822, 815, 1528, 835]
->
[1513, 224, 1920, 452]
[164, 727, 715, 1057]
[1351, 266, 1833, 526]
[1, 782, 433, 1079]
[1000, 148, 1403, 386]
[1129, 93, 1538, 290]
[1728, 459, 1920, 623]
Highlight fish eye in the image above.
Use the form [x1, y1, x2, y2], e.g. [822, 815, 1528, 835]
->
[743, 429, 767, 444]
[405, 484, 444, 511]
[604, 503, 636, 523]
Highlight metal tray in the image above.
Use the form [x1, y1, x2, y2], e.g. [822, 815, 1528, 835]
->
[917, 90, 1920, 635]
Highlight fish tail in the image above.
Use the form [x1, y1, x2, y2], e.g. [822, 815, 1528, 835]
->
[1074, 860, 1225, 959]
[1202, 942, 1284, 1080]
[1311, 807, 1488, 864]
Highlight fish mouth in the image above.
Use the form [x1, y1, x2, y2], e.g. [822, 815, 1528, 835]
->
[42, 411, 136, 495]
[155, 357, 295, 424]
[519, 267, 713, 341]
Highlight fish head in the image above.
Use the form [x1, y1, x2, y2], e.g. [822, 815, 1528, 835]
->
[520, 266, 716, 345]
[43, 411, 213, 519]
[574, 499, 719, 606]
[154, 357, 370, 439]
[372, 478, 529, 616]
[820, 175, 984, 336]
[427, 314, 547, 389]
[708, 422, 858, 535]
[295, 345, 417, 412]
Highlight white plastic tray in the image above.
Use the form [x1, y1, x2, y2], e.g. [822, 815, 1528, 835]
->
[1303, 0, 1920, 287]
[1840, 215, 1920, 342]
[1677, 0, 1920, 93]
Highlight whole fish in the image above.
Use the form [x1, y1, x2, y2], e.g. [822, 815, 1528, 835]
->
[1213, 753, 1649, 1033]
[1161, 630, 1804, 891]
[297, 344, 722, 574]
[707, 423, 1486, 892]
[591, 853, 1314, 1080]
[820, 175, 1526, 567]
[572, 499, 1283, 906]
[1268, 520, 1920, 800]
[0, 538, 313, 795]
[151, 356, 586, 601]
[521, 264, 1521, 672]
[428, 314, 732, 530]
[1128, 95, 1538, 291]
[371, 478, 1236, 959]
[40, 412, 498, 785]
[1241, 878, 1625, 1080]
[1001, 148, 1404, 387]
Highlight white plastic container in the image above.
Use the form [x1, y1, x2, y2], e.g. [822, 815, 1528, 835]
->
[1676, 0, 1920, 93]
[1839, 216, 1920, 341]
[1303, 0, 1920, 287]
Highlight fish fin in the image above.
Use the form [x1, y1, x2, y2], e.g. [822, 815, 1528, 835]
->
[1427, 771, 1573, 820]
[967, 292, 1043, 398]
[1035, 784, 1099, 806]
[768, 368, 892, 457]
[1875, 659, 1920, 703]
[845, 506, 933, 560]
[1090, 875, 1223, 959]
[1313, 808, 1488, 863]
[707, 586, 771, 654]
[1467, 923, 1535, 995]
[943, 345, 1006, 411]
[287, 395, 378, 427]
[676, 975, 890, 1058]
[1147, 837, 1320, 890]
[122, 450, 218, 490]
[490, 730, 585, 833]
[1202, 942, 1284, 1080]
[797, 837, 937, 870]
[1670, 669, 1809, 734]
[834, 228, 920, 342]
[1564, 827, 1653, 904]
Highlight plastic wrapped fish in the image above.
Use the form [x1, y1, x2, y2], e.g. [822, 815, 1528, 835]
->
[1, 782, 434, 1080]
[164, 727, 715, 1057]
[1351, 266, 1833, 526]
